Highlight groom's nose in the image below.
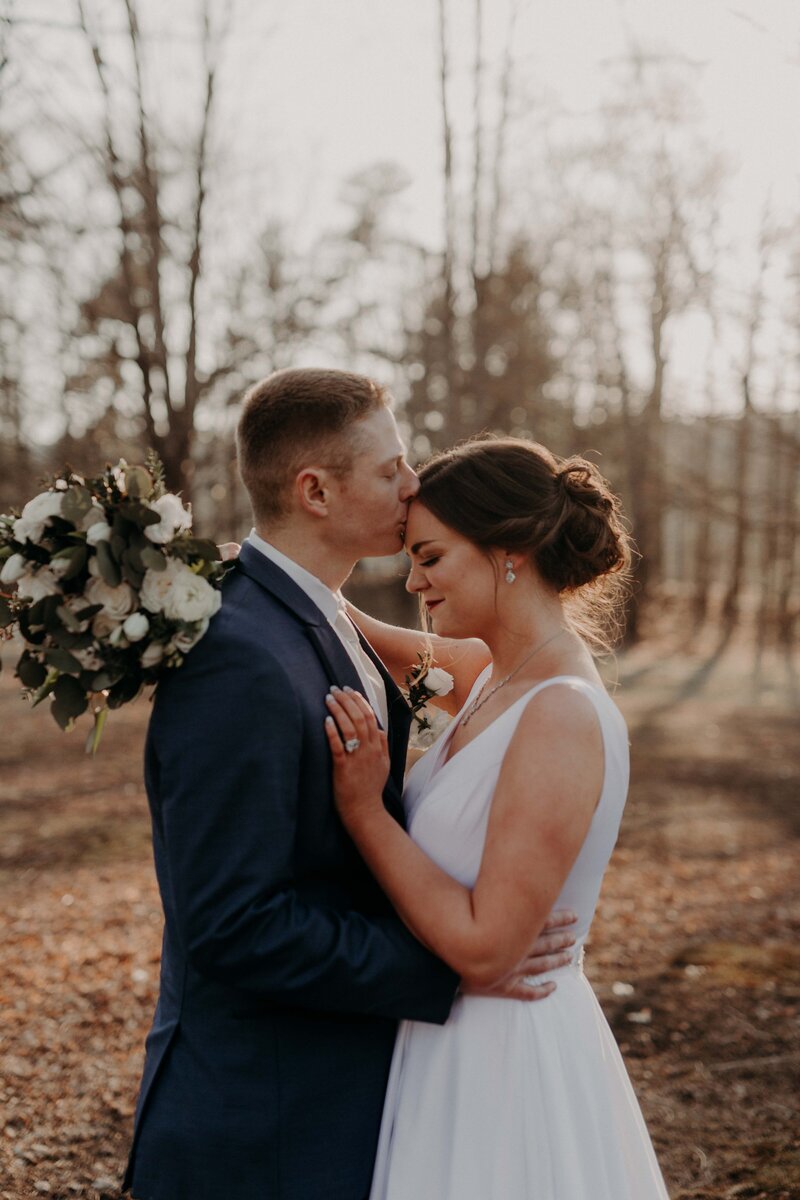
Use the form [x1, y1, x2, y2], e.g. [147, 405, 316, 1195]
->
[399, 463, 419, 501]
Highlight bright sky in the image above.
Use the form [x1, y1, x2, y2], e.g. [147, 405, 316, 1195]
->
[222, 0, 800, 251]
[8, 0, 800, 433]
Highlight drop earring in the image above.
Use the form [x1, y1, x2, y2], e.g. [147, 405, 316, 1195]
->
[505, 559, 516, 584]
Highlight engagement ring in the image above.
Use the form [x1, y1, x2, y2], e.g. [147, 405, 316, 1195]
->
[344, 738, 361, 754]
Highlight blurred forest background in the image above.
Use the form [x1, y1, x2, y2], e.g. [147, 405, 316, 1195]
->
[1, 0, 798, 644]
[0, 2, 799, 1198]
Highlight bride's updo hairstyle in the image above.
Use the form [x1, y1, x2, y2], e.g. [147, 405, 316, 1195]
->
[416, 437, 632, 651]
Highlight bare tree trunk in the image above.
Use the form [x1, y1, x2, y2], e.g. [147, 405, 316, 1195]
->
[486, 0, 518, 276]
[721, 373, 752, 631]
[470, 0, 484, 287]
[722, 223, 771, 633]
[123, 0, 172, 414]
[691, 416, 715, 632]
[775, 419, 800, 647]
[76, 0, 156, 445]
[437, 0, 458, 436]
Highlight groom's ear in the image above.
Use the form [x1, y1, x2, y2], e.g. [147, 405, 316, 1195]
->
[295, 466, 332, 519]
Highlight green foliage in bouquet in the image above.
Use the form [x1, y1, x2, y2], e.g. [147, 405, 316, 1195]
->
[0, 454, 230, 751]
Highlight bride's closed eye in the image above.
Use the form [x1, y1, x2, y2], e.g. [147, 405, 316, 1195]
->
[420, 556, 440, 568]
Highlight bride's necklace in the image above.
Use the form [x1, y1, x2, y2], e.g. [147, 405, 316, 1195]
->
[461, 629, 568, 727]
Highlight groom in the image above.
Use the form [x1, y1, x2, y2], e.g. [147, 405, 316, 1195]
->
[124, 368, 575, 1200]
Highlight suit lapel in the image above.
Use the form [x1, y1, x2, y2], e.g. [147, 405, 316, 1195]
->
[236, 543, 409, 825]
[356, 629, 413, 793]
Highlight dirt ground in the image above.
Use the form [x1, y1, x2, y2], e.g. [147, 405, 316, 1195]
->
[0, 635, 798, 1199]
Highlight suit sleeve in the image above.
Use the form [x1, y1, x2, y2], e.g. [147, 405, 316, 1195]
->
[149, 630, 458, 1024]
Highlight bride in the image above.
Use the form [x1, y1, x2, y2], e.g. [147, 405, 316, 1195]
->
[324, 436, 670, 1199]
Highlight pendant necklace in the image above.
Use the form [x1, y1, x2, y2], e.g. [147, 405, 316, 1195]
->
[461, 628, 568, 727]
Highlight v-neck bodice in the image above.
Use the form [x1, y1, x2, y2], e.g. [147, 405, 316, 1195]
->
[402, 669, 630, 946]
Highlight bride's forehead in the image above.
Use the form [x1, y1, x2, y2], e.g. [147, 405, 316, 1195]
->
[405, 504, 450, 544]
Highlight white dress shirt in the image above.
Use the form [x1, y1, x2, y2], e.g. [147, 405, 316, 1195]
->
[246, 530, 389, 729]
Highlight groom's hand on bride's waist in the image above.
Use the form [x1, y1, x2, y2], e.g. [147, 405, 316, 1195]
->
[460, 909, 578, 1002]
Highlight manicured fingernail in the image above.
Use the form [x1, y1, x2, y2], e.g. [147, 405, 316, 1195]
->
[326, 693, 334, 703]
[325, 715, 334, 725]
[330, 685, 341, 693]
[343, 686, 354, 693]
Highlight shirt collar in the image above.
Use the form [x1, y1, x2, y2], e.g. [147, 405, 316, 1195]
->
[246, 529, 340, 624]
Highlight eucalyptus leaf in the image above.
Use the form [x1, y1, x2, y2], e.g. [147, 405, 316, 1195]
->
[56, 604, 83, 633]
[124, 541, 144, 573]
[119, 500, 160, 527]
[0, 595, 13, 628]
[91, 667, 125, 691]
[121, 559, 145, 590]
[107, 672, 143, 708]
[61, 486, 93, 523]
[51, 674, 89, 729]
[95, 540, 122, 587]
[45, 647, 83, 674]
[52, 544, 88, 581]
[16, 653, 47, 689]
[124, 465, 153, 500]
[186, 538, 220, 561]
[74, 603, 102, 623]
[140, 545, 167, 572]
[18, 608, 46, 645]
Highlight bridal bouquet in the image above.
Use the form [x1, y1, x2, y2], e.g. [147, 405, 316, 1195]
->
[0, 456, 226, 750]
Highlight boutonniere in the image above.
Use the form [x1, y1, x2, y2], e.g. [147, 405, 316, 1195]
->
[403, 651, 454, 733]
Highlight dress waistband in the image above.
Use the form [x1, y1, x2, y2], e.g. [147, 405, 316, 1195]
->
[523, 943, 585, 986]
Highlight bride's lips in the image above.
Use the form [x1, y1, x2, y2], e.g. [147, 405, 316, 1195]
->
[425, 599, 444, 613]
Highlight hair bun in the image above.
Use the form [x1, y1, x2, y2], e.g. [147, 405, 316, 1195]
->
[545, 458, 626, 589]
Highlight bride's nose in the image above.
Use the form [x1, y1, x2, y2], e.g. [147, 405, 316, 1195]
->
[405, 562, 426, 593]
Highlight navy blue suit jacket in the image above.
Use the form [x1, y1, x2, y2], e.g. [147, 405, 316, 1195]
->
[124, 543, 458, 1200]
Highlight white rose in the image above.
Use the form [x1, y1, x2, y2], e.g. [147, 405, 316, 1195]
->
[86, 521, 112, 545]
[424, 666, 455, 697]
[141, 641, 166, 669]
[123, 612, 150, 642]
[164, 571, 220, 624]
[139, 564, 173, 614]
[13, 491, 64, 544]
[16, 566, 61, 602]
[85, 575, 136, 621]
[144, 494, 192, 544]
[0, 553, 26, 584]
[141, 558, 221, 623]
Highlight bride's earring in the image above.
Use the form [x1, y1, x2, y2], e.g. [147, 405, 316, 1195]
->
[505, 559, 516, 584]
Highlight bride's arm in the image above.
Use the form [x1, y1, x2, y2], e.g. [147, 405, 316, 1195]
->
[345, 602, 490, 716]
[325, 687, 602, 987]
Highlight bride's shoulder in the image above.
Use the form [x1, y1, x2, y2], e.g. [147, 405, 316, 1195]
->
[513, 676, 610, 746]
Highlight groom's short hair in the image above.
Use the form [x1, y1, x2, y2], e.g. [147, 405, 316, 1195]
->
[237, 367, 390, 523]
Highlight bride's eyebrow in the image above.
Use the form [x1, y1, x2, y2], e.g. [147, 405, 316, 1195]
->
[410, 540, 435, 556]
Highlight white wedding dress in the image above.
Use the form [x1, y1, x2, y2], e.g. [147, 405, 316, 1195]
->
[370, 672, 670, 1200]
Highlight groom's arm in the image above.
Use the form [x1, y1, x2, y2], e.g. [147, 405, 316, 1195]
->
[149, 632, 459, 1024]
